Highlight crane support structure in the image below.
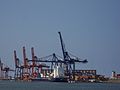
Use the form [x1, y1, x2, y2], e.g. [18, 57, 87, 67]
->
[14, 50, 17, 67]
[23, 47, 28, 68]
[31, 47, 36, 76]
[58, 32, 88, 81]
[58, 32, 66, 60]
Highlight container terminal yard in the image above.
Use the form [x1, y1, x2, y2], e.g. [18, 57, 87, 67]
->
[0, 32, 119, 83]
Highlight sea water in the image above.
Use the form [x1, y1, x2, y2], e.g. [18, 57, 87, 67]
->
[0, 81, 120, 90]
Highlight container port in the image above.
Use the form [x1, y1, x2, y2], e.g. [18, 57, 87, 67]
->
[0, 32, 119, 83]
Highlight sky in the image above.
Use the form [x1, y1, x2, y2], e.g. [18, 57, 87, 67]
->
[0, 0, 120, 77]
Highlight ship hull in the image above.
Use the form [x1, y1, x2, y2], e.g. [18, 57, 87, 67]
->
[51, 77, 68, 82]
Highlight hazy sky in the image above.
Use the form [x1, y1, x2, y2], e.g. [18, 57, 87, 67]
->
[0, 0, 120, 76]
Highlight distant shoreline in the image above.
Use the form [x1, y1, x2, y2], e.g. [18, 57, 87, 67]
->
[1, 79, 120, 84]
[104, 79, 120, 83]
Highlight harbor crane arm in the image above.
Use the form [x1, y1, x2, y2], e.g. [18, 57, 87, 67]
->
[58, 32, 68, 60]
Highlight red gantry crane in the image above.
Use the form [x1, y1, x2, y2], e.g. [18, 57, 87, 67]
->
[14, 47, 50, 80]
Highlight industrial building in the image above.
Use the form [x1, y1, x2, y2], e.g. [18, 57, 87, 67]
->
[111, 71, 120, 79]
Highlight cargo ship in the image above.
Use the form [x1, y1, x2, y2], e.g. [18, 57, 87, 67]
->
[31, 66, 68, 82]
[50, 66, 68, 82]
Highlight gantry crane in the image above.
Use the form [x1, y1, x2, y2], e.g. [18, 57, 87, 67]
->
[28, 53, 62, 72]
[14, 50, 23, 80]
[14, 47, 50, 80]
[0, 59, 14, 80]
[30, 47, 49, 78]
[14, 47, 29, 80]
[58, 32, 88, 81]
[28, 53, 65, 79]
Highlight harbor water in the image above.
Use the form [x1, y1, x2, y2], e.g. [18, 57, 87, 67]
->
[0, 81, 120, 90]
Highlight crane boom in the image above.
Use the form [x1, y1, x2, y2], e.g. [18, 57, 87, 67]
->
[58, 32, 67, 60]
